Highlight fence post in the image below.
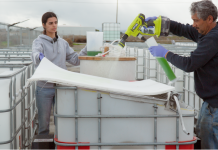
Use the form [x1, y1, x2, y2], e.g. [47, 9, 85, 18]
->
[7, 26, 10, 48]
[20, 28, 22, 46]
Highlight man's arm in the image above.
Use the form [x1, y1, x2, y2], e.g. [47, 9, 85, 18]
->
[170, 20, 199, 42]
[166, 35, 218, 72]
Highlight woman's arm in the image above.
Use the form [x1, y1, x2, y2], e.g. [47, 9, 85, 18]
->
[31, 38, 44, 66]
[66, 42, 87, 66]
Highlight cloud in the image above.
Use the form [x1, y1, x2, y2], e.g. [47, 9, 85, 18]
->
[0, 0, 218, 30]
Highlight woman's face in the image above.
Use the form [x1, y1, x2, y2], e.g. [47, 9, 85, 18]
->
[43, 17, 58, 34]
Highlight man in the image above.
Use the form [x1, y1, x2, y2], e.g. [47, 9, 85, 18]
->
[147, 0, 218, 149]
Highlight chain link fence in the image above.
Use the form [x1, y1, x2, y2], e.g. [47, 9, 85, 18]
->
[0, 22, 41, 49]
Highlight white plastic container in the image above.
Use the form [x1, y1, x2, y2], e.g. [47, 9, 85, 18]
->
[87, 32, 103, 56]
[56, 88, 194, 149]
[0, 63, 36, 149]
[79, 57, 136, 81]
[0, 70, 23, 149]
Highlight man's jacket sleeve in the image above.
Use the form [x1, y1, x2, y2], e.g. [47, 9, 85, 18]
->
[170, 20, 199, 42]
[167, 35, 218, 72]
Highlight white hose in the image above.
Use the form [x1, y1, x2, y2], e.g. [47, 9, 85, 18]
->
[173, 95, 190, 135]
[110, 39, 120, 45]
[95, 39, 121, 57]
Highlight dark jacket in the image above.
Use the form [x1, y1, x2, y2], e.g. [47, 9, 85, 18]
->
[166, 20, 218, 107]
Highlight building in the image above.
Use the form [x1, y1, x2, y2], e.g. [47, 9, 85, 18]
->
[37, 26, 95, 36]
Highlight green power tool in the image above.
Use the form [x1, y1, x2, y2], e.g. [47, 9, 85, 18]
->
[118, 13, 170, 48]
[119, 13, 177, 83]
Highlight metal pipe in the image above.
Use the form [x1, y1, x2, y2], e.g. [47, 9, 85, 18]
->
[116, 0, 118, 23]
[0, 66, 26, 78]
[53, 113, 196, 118]
[153, 104, 158, 150]
[7, 26, 9, 48]
[54, 140, 197, 147]
[0, 93, 27, 113]
[75, 89, 78, 150]
[97, 93, 101, 150]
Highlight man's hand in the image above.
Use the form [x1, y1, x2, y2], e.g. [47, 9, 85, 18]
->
[148, 45, 169, 58]
[39, 52, 45, 61]
[144, 16, 157, 29]
[145, 16, 157, 22]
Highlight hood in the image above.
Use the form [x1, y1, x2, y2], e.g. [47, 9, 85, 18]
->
[38, 34, 61, 53]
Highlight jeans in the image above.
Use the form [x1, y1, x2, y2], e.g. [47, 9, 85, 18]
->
[196, 101, 218, 149]
[36, 86, 55, 135]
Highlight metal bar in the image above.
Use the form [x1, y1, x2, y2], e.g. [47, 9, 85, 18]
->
[142, 68, 156, 70]
[97, 93, 101, 150]
[0, 119, 27, 145]
[155, 58, 157, 81]
[54, 140, 197, 147]
[54, 86, 77, 90]
[135, 47, 138, 80]
[25, 97, 36, 110]
[55, 87, 58, 138]
[20, 28, 22, 45]
[13, 76, 17, 148]
[148, 50, 150, 79]
[176, 112, 179, 150]
[199, 97, 201, 110]
[0, 66, 26, 78]
[188, 73, 190, 106]
[183, 73, 194, 78]
[25, 110, 37, 129]
[183, 88, 196, 94]
[7, 26, 9, 48]
[9, 79, 13, 149]
[24, 124, 38, 148]
[27, 66, 31, 149]
[0, 93, 27, 113]
[143, 48, 145, 80]
[75, 88, 78, 150]
[21, 73, 24, 149]
[153, 104, 157, 150]
[53, 113, 196, 118]
[183, 71, 186, 102]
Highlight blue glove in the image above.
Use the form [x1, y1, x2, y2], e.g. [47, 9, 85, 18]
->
[144, 16, 157, 29]
[145, 16, 157, 22]
[148, 45, 169, 58]
[39, 52, 44, 61]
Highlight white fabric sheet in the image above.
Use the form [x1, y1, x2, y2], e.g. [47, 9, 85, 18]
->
[27, 58, 175, 97]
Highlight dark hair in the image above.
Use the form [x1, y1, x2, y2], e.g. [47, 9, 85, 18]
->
[42, 12, 58, 37]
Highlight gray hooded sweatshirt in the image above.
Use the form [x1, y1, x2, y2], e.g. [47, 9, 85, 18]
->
[31, 34, 87, 88]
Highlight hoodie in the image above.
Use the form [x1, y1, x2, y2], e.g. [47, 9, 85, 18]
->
[31, 34, 87, 88]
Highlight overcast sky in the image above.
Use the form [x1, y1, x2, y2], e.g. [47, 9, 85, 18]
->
[1, 0, 218, 31]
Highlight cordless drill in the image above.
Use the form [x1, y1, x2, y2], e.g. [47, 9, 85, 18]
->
[118, 13, 170, 48]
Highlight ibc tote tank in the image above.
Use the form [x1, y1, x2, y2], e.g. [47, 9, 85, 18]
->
[79, 56, 136, 81]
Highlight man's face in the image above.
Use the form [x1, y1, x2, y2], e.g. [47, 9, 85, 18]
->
[192, 13, 211, 35]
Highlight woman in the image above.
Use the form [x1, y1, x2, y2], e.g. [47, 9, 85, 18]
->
[31, 12, 87, 135]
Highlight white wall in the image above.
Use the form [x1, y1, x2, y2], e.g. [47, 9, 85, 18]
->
[37, 26, 95, 36]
